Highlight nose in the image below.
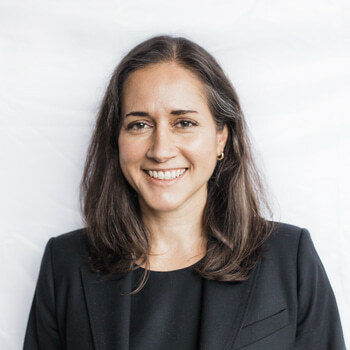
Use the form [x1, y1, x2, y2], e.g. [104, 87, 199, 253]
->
[146, 122, 177, 162]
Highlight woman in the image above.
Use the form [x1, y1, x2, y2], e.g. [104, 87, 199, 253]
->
[23, 35, 346, 349]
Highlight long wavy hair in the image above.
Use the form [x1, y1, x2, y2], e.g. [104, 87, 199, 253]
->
[79, 34, 277, 294]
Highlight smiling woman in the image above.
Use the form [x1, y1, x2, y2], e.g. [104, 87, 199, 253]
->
[118, 61, 228, 222]
[23, 35, 346, 350]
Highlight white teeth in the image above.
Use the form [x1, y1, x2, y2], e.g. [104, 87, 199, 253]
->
[146, 168, 186, 180]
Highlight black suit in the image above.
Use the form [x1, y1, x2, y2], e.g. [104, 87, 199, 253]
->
[23, 222, 346, 349]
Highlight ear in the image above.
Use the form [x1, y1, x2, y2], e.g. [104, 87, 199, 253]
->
[216, 124, 228, 155]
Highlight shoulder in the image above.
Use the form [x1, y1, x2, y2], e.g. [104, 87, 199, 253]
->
[261, 220, 316, 266]
[264, 220, 314, 247]
[51, 227, 87, 248]
[265, 220, 304, 244]
[260, 220, 329, 285]
[45, 227, 88, 270]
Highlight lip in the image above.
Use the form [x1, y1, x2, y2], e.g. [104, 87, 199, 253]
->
[143, 167, 188, 171]
[142, 168, 188, 186]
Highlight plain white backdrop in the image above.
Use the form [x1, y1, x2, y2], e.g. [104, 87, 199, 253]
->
[0, 0, 349, 348]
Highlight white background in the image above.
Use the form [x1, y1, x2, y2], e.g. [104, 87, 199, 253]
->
[0, 0, 349, 348]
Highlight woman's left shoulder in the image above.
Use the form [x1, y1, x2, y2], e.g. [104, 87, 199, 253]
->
[264, 220, 305, 244]
[261, 221, 315, 263]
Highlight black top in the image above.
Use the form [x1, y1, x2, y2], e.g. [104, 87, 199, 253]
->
[130, 260, 204, 350]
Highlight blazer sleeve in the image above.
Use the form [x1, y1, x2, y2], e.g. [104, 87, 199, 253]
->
[295, 228, 346, 349]
[23, 237, 64, 350]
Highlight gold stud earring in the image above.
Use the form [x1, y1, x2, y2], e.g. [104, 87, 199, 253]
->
[217, 152, 224, 161]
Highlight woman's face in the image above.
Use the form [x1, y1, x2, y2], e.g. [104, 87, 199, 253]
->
[118, 61, 228, 214]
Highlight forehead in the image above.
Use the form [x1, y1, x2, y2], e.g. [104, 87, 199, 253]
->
[121, 62, 208, 111]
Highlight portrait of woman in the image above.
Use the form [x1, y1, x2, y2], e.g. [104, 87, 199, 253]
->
[23, 35, 346, 349]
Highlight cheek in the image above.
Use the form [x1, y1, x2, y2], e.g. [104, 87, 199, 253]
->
[117, 137, 145, 189]
[118, 136, 144, 167]
[190, 133, 217, 156]
[185, 134, 217, 169]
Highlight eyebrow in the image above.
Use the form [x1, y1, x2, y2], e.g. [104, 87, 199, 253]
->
[124, 109, 198, 118]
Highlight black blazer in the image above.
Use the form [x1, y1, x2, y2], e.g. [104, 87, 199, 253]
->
[23, 222, 346, 350]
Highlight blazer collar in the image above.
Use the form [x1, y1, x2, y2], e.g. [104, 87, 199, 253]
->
[80, 261, 261, 350]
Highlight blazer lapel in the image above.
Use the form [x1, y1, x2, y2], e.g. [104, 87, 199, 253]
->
[198, 260, 261, 350]
[80, 265, 132, 350]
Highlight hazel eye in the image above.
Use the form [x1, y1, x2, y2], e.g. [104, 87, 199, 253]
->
[126, 122, 149, 130]
[176, 120, 196, 128]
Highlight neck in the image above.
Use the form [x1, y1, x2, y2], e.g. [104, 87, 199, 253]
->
[138, 190, 208, 259]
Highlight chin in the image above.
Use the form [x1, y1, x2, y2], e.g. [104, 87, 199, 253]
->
[139, 195, 185, 212]
[150, 201, 183, 212]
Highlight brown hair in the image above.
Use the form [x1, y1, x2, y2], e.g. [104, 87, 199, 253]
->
[79, 34, 277, 294]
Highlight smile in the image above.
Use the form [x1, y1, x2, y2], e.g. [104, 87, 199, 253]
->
[142, 168, 188, 184]
[145, 168, 187, 180]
